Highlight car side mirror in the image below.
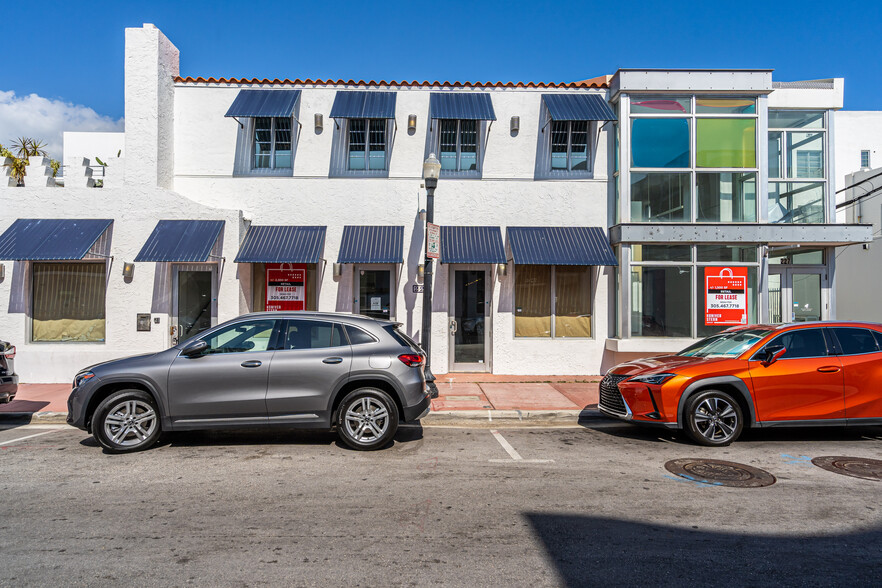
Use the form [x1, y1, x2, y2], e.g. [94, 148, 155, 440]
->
[761, 345, 786, 366]
[181, 339, 208, 357]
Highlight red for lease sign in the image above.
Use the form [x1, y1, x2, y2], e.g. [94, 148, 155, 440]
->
[266, 263, 306, 311]
[705, 267, 748, 326]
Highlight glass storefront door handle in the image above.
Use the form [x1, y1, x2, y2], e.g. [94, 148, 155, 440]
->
[449, 319, 457, 334]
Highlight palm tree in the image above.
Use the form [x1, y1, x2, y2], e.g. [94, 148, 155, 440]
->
[11, 137, 48, 160]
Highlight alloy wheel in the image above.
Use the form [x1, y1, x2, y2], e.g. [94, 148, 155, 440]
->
[344, 397, 390, 444]
[103, 399, 158, 447]
[693, 396, 739, 443]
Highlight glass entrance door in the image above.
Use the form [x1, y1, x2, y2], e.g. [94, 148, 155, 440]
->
[768, 268, 826, 324]
[356, 267, 393, 320]
[449, 268, 489, 372]
[172, 265, 216, 345]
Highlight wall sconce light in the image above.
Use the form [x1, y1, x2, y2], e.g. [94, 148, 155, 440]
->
[417, 264, 425, 282]
[497, 263, 508, 278]
[510, 116, 519, 134]
[0, 263, 5, 281]
[122, 262, 135, 279]
[315, 113, 323, 132]
[333, 262, 343, 277]
[408, 114, 417, 132]
[419, 209, 427, 222]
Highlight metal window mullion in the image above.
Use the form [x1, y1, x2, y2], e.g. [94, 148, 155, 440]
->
[364, 119, 370, 170]
[456, 120, 462, 172]
[269, 118, 276, 169]
[566, 122, 573, 172]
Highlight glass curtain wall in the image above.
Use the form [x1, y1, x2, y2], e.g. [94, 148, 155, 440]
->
[768, 110, 826, 223]
[628, 96, 758, 223]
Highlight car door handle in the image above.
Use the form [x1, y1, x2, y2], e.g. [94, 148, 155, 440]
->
[322, 357, 343, 364]
[241, 360, 263, 368]
[817, 366, 841, 373]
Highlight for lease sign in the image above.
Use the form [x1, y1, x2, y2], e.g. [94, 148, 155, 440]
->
[266, 263, 306, 311]
[705, 267, 747, 326]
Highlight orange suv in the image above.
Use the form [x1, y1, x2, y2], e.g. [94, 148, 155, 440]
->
[599, 322, 882, 446]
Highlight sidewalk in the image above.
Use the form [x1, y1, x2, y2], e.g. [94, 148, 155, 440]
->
[0, 376, 602, 426]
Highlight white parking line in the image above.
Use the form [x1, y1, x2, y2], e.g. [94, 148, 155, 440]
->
[489, 429, 554, 464]
[1, 430, 58, 446]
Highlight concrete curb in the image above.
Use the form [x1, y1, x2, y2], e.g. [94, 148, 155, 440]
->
[1, 409, 606, 428]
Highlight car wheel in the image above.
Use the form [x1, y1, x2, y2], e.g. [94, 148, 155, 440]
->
[93, 389, 161, 453]
[684, 389, 743, 447]
[336, 388, 399, 451]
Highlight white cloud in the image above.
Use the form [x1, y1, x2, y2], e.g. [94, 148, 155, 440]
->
[0, 90, 124, 161]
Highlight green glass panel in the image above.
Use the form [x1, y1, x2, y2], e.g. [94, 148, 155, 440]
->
[696, 118, 756, 168]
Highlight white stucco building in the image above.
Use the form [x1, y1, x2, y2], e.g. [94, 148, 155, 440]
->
[0, 24, 873, 383]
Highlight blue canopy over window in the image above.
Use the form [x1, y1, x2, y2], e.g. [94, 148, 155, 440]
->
[542, 94, 617, 122]
[135, 220, 225, 262]
[507, 227, 617, 266]
[440, 226, 506, 264]
[337, 226, 404, 263]
[429, 93, 496, 120]
[224, 89, 302, 118]
[234, 225, 326, 264]
[330, 91, 397, 119]
[0, 219, 113, 260]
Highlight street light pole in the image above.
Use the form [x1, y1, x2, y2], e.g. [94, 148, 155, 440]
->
[421, 154, 441, 398]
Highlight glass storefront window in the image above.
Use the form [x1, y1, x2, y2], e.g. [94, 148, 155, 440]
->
[696, 119, 756, 168]
[696, 245, 758, 263]
[787, 132, 824, 178]
[696, 172, 756, 222]
[768, 182, 825, 223]
[630, 97, 691, 114]
[695, 266, 758, 338]
[32, 262, 106, 342]
[250, 263, 318, 312]
[514, 265, 551, 337]
[695, 98, 756, 114]
[632, 244, 691, 262]
[554, 266, 591, 337]
[769, 247, 825, 265]
[631, 119, 690, 168]
[769, 110, 824, 129]
[630, 173, 691, 222]
[359, 269, 392, 319]
[768, 131, 783, 178]
[630, 266, 691, 337]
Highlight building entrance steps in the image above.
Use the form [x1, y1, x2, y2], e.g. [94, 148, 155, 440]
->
[0, 379, 601, 425]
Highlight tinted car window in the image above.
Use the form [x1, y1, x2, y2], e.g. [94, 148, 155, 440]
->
[832, 327, 880, 355]
[874, 330, 882, 350]
[283, 320, 345, 350]
[769, 328, 830, 359]
[346, 325, 377, 345]
[201, 320, 277, 354]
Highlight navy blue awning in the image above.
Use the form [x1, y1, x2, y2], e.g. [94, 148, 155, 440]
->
[330, 91, 397, 119]
[429, 93, 496, 121]
[507, 227, 617, 266]
[337, 226, 404, 263]
[224, 89, 301, 118]
[135, 220, 225, 262]
[0, 219, 113, 261]
[440, 226, 506, 264]
[234, 225, 326, 264]
[542, 94, 617, 122]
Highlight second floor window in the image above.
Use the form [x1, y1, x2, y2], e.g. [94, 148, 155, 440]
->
[348, 119, 387, 171]
[550, 121, 589, 171]
[253, 117, 292, 169]
[439, 120, 477, 172]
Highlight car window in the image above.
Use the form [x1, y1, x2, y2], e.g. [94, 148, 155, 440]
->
[283, 320, 346, 350]
[346, 325, 377, 345]
[874, 330, 882, 350]
[764, 328, 830, 359]
[201, 320, 277, 354]
[832, 327, 881, 355]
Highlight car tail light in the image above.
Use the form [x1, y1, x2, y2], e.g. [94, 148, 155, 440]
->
[3, 346, 15, 360]
[398, 353, 424, 367]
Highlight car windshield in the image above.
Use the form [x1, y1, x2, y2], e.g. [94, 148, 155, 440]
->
[677, 329, 770, 358]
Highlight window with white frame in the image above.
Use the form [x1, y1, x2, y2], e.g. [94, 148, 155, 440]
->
[550, 121, 589, 172]
[861, 150, 871, 169]
[348, 119, 387, 171]
[32, 262, 106, 342]
[439, 120, 478, 172]
[253, 117, 292, 169]
[514, 265, 592, 338]
[767, 110, 827, 224]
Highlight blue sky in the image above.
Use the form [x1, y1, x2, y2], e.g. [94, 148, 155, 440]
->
[2, 0, 880, 156]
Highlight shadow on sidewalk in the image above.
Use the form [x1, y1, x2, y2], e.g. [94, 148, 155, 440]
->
[0, 399, 50, 414]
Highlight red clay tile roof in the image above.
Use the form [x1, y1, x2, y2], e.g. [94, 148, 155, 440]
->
[173, 76, 610, 89]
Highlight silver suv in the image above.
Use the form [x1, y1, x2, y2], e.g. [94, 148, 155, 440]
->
[67, 312, 430, 452]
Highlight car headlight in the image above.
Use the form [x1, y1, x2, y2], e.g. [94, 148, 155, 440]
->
[628, 373, 677, 385]
[73, 371, 96, 388]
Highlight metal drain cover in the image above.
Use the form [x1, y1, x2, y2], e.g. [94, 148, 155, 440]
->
[811, 456, 882, 481]
[665, 458, 776, 488]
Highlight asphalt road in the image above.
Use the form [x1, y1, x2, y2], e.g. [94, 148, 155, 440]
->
[1, 419, 881, 587]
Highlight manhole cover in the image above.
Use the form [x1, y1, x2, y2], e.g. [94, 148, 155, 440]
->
[665, 458, 776, 488]
[811, 456, 882, 481]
